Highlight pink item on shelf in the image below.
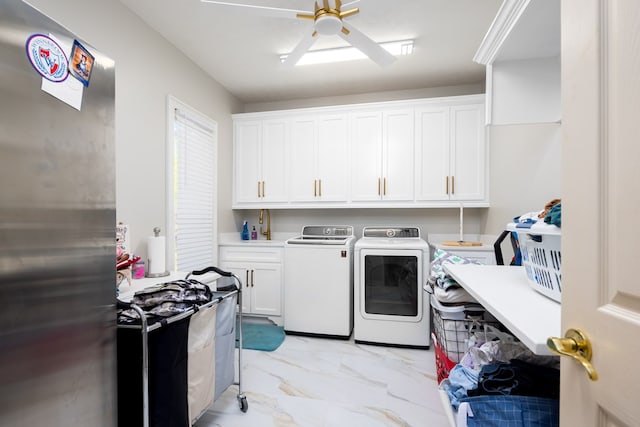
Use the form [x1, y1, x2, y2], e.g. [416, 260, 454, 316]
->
[132, 260, 145, 279]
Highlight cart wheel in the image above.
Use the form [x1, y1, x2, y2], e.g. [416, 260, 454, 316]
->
[239, 396, 248, 413]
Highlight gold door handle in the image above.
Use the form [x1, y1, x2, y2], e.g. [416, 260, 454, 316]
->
[261, 181, 265, 198]
[451, 176, 455, 195]
[314, 179, 317, 197]
[383, 177, 387, 196]
[547, 328, 598, 381]
[378, 177, 381, 195]
[445, 176, 449, 194]
[250, 269, 254, 287]
[318, 179, 322, 197]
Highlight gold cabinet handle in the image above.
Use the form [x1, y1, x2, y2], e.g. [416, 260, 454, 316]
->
[378, 177, 381, 195]
[257, 181, 261, 198]
[383, 177, 387, 196]
[445, 176, 449, 194]
[319, 179, 322, 197]
[314, 179, 317, 197]
[451, 176, 455, 195]
[547, 328, 598, 381]
[250, 269, 254, 287]
[261, 181, 265, 198]
[245, 270, 249, 288]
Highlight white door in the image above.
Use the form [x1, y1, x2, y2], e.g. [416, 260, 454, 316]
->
[560, 0, 640, 425]
[415, 106, 449, 201]
[351, 111, 383, 201]
[449, 103, 485, 201]
[260, 119, 288, 202]
[233, 120, 261, 203]
[250, 263, 282, 316]
[382, 109, 415, 201]
[290, 116, 316, 202]
[317, 114, 349, 201]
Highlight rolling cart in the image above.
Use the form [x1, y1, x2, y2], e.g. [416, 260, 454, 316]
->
[117, 266, 247, 427]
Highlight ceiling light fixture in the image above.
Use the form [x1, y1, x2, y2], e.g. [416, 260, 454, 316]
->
[280, 39, 414, 66]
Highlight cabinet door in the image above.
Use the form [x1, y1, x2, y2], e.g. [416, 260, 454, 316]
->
[415, 106, 450, 201]
[260, 119, 289, 202]
[317, 114, 348, 201]
[351, 111, 383, 201]
[289, 116, 317, 202]
[383, 109, 415, 201]
[234, 120, 262, 203]
[450, 104, 485, 201]
[218, 263, 251, 313]
[251, 263, 282, 316]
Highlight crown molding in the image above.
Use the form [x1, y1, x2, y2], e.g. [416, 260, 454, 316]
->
[473, 0, 531, 65]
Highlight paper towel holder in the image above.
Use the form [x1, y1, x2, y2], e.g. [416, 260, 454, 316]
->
[145, 226, 170, 278]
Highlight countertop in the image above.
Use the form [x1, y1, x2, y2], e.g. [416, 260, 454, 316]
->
[218, 232, 295, 247]
[428, 233, 496, 252]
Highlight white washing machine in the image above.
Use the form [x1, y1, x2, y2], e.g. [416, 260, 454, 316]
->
[284, 225, 355, 338]
[354, 226, 430, 348]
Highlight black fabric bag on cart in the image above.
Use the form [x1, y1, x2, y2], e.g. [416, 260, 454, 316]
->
[117, 317, 191, 427]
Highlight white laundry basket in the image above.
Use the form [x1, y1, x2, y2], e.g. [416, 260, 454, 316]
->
[509, 222, 562, 303]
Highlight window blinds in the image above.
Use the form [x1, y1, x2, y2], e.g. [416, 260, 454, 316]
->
[172, 107, 217, 273]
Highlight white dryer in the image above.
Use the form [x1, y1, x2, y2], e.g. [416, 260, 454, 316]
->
[354, 226, 430, 348]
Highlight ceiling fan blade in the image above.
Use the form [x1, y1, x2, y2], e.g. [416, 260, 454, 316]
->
[339, 21, 396, 67]
[281, 31, 318, 67]
[199, 0, 307, 19]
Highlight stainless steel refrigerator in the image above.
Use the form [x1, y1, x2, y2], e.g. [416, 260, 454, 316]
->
[0, 1, 116, 425]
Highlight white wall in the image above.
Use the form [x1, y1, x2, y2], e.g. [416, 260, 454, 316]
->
[481, 122, 562, 236]
[244, 84, 484, 113]
[28, 0, 242, 258]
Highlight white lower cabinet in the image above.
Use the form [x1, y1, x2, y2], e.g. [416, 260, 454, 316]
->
[219, 245, 282, 319]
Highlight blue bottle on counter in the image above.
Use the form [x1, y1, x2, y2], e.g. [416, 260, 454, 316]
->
[241, 220, 250, 240]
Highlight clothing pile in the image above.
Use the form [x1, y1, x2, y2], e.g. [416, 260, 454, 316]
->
[426, 248, 481, 305]
[118, 279, 213, 324]
[441, 326, 560, 427]
[513, 198, 562, 229]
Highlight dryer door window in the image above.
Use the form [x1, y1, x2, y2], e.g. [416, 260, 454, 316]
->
[363, 254, 418, 317]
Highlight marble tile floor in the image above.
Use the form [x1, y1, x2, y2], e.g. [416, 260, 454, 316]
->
[194, 334, 450, 427]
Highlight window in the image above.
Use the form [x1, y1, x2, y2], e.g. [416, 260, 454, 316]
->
[166, 96, 217, 272]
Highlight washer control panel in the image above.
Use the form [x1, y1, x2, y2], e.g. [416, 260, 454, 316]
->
[362, 227, 421, 239]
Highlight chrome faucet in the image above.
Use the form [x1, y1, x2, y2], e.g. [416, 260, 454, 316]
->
[259, 209, 271, 240]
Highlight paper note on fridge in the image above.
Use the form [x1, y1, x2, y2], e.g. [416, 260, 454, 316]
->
[41, 33, 83, 110]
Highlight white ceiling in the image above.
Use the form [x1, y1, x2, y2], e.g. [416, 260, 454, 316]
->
[119, 0, 503, 105]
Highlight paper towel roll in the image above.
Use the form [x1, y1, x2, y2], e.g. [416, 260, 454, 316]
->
[147, 235, 166, 275]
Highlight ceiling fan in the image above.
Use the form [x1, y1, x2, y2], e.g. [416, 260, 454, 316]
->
[200, 0, 397, 67]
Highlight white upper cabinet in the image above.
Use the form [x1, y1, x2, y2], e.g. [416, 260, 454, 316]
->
[233, 118, 288, 206]
[232, 95, 488, 209]
[415, 101, 485, 202]
[474, 0, 560, 125]
[449, 103, 485, 201]
[415, 106, 449, 200]
[351, 109, 414, 202]
[290, 113, 349, 202]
